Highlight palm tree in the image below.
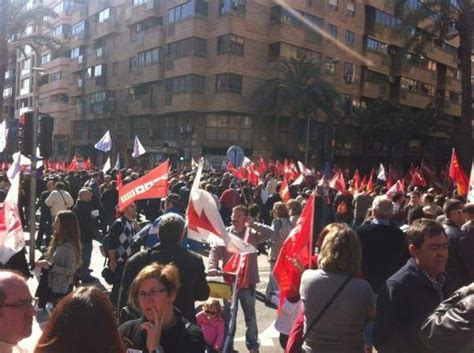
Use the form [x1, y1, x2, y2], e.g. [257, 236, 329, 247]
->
[0, 0, 61, 121]
[253, 57, 341, 165]
[395, 0, 473, 174]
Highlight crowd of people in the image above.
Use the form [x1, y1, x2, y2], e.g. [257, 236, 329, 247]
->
[0, 163, 473, 353]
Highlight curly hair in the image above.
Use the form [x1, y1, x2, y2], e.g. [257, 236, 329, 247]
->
[317, 223, 361, 275]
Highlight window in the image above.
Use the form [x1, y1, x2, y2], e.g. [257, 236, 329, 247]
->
[206, 115, 252, 141]
[133, 0, 146, 5]
[329, 0, 338, 10]
[304, 13, 324, 44]
[449, 91, 461, 104]
[215, 73, 243, 93]
[91, 91, 106, 103]
[130, 17, 162, 41]
[345, 30, 355, 46]
[168, 0, 208, 23]
[87, 64, 104, 78]
[346, 0, 355, 16]
[343, 62, 354, 82]
[20, 78, 31, 95]
[365, 37, 387, 54]
[165, 75, 205, 94]
[271, 6, 302, 27]
[129, 57, 138, 72]
[217, 34, 244, 56]
[98, 8, 111, 23]
[53, 24, 71, 38]
[73, 121, 89, 139]
[328, 24, 337, 38]
[160, 117, 177, 140]
[168, 37, 207, 59]
[72, 21, 86, 38]
[136, 47, 161, 68]
[269, 42, 321, 62]
[375, 9, 400, 28]
[54, 1, 74, 15]
[71, 46, 83, 60]
[112, 62, 118, 77]
[325, 57, 337, 76]
[365, 70, 387, 84]
[41, 53, 50, 64]
[50, 71, 62, 81]
[219, 0, 246, 17]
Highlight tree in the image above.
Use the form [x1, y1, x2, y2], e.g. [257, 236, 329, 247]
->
[253, 57, 341, 165]
[395, 0, 473, 174]
[0, 0, 60, 120]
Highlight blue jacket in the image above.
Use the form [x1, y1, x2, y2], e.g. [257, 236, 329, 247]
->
[374, 258, 455, 353]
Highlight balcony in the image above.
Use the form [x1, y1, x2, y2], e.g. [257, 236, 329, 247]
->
[134, 27, 164, 51]
[443, 100, 462, 117]
[399, 89, 434, 109]
[364, 51, 390, 73]
[90, 19, 120, 40]
[39, 79, 69, 94]
[127, 97, 157, 116]
[42, 57, 70, 71]
[129, 65, 163, 85]
[42, 101, 69, 114]
[126, 0, 160, 25]
[361, 81, 388, 99]
[70, 55, 85, 73]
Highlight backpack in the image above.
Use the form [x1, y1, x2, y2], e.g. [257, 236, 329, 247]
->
[99, 218, 125, 258]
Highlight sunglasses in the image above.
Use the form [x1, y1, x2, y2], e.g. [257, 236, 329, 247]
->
[205, 310, 217, 315]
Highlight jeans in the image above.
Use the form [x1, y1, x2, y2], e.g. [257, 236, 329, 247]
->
[81, 240, 93, 280]
[110, 262, 125, 308]
[36, 214, 52, 248]
[225, 285, 259, 351]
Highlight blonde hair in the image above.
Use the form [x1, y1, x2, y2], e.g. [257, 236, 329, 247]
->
[128, 263, 181, 311]
[203, 298, 222, 316]
[317, 223, 361, 275]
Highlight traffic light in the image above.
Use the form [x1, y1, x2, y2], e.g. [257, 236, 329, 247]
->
[19, 111, 34, 156]
[39, 114, 54, 158]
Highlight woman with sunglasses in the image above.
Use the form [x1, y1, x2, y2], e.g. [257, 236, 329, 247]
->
[119, 263, 205, 353]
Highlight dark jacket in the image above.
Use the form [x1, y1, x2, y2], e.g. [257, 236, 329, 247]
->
[73, 200, 98, 243]
[101, 186, 118, 214]
[420, 285, 474, 353]
[119, 310, 205, 353]
[37, 190, 52, 219]
[118, 243, 210, 323]
[442, 219, 474, 290]
[356, 222, 409, 293]
[374, 258, 455, 353]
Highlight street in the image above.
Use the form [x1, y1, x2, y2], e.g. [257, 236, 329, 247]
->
[21, 234, 284, 353]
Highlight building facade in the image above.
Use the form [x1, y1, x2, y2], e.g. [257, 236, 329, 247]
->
[5, 0, 464, 168]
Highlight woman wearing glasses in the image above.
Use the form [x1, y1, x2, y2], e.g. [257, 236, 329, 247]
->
[119, 263, 205, 353]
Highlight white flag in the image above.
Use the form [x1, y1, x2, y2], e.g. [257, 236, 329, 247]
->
[468, 160, 474, 203]
[0, 171, 24, 264]
[114, 152, 120, 171]
[94, 130, 112, 152]
[7, 152, 22, 181]
[102, 156, 111, 173]
[132, 135, 146, 158]
[377, 163, 387, 181]
[186, 159, 256, 254]
[242, 156, 252, 167]
[0, 120, 8, 153]
[297, 161, 312, 176]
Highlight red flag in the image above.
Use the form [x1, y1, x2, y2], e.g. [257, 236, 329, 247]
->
[116, 171, 123, 190]
[366, 169, 375, 193]
[412, 168, 427, 187]
[279, 179, 291, 202]
[246, 163, 260, 186]
[118, 160, 169, 211]
[258, 157, 268, 175]
[83, 158, 92, 171]
[351, 169, 361, 194]
[226, 162, 245, 180]
[449, 149, 469, 196]
[68, 155, 79, 171]
[329, 170, 347, 194]
[386, 179, 405, 198]
[273, 194, 315, 312]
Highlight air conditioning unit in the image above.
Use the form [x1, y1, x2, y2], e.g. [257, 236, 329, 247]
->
[178, 126, 185, 134]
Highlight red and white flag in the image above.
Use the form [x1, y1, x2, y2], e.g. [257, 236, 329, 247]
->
[386, 179, 405, 199]
[329, 170, 347, 194]
[0, 172, 24, 264]
[187, 159, 256, 254]
[118, 160, 169, 211]
[279, 179, 291, 202]
[468, 159, 474, 203]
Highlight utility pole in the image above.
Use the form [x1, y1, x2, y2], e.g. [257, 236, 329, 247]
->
[28, 67, 44, 265]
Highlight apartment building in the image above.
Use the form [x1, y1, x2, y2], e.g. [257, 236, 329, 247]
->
[9, 0, 463, 167]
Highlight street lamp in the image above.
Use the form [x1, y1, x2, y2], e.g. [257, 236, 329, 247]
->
[304, 57, 340, 167]
[28, 67, 45, 265]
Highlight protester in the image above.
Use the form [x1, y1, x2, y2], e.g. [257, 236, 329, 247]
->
[461, 203, 474, 236]
[35, 211, 82, 305]
[300, 223, 376, 353]
[269, 293, 300, 350]
[35, 286, 126, 353]
[119, 263, 205, 353]
[0, 270, 35, 353]
[101, 180, 119, 227]
[118, 213, 210, 323]
[108, 202, 139, 307]
[73, 188, 99, 283]
[36, 180, 54, 250]
[266, 201, 292, 300]
[196, 298, 225, 353]
[441, 199, 474, 290]
[44, 181, 74, 220]
[208, 204, 274, 353]
[420, 282, 474, 353]
[374, 219, 454, 353]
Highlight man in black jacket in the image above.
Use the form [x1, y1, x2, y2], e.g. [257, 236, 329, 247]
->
[118, 213, 209, 324]
[374, 219, 454, 353]
[356, 195, 409, 293]
[441, 199, 474, 290]
[73, 188, 99, 283]
[36, 180, 54, 249]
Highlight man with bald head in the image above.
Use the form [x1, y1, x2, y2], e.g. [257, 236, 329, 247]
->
[0, 270, 35, 352]
[73, 188, 99, 283]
